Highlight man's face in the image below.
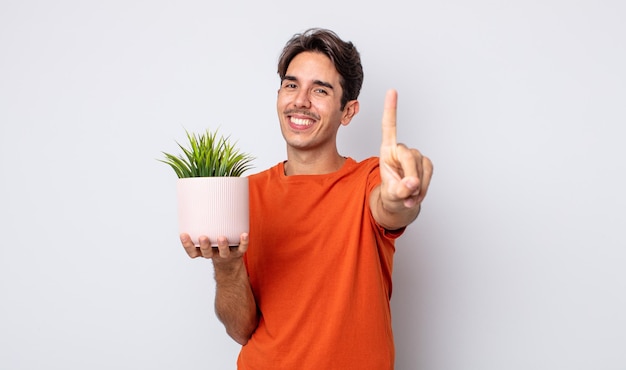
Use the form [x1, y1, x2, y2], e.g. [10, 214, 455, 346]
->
[277, 51, 351, 153]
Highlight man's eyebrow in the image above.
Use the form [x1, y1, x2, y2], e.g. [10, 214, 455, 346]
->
[282, 75, 335, 90]
[313, 80, 334, 90]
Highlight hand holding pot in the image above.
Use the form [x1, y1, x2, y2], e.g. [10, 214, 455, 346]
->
[180, 232, 249, 259]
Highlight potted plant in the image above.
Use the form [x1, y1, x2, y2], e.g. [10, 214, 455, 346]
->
[160, 128, 254, 246]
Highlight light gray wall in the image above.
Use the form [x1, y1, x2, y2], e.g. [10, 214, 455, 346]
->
[1, 1, 625, 369]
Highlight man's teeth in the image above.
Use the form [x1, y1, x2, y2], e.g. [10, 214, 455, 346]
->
[292, 117, 313, 126]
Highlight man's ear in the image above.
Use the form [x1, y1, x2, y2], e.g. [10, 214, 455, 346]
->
[341, 100, 360, 126]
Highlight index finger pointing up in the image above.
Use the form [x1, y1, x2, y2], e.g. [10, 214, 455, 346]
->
[381, 89, 398, 147]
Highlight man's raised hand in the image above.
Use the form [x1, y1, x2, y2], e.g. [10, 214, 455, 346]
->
[379, 89, 433, 211]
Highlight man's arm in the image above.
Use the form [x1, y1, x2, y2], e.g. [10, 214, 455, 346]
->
[181, 233, 259, 345]
[370, 89, 433, 230]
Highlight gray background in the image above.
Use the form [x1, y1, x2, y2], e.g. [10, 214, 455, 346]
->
[1, 0, 625, 369]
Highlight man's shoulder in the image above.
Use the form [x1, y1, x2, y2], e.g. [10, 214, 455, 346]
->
[355, 156, 379, 167]
[348, 156, 380, 174]
[247, 162, 282, 182]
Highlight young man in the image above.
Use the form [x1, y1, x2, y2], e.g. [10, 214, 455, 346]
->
[181, 28, 433, 369]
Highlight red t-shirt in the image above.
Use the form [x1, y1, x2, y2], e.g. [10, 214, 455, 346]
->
[239, 157, 402, 370]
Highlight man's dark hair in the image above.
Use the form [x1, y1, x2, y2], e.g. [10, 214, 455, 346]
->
[277, 28, 364, 110]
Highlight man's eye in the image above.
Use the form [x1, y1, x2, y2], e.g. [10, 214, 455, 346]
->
[314, 88, 328, 95]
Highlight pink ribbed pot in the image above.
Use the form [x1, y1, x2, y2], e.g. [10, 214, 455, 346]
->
[177, 177, 249, 246]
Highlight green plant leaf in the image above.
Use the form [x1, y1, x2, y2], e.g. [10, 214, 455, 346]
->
[159, 128, 255, 178]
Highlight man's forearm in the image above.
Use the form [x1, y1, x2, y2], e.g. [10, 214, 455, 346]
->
[214, 260, 258, 345]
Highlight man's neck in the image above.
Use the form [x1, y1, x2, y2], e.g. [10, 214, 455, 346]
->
[284, 151, 346, 176]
